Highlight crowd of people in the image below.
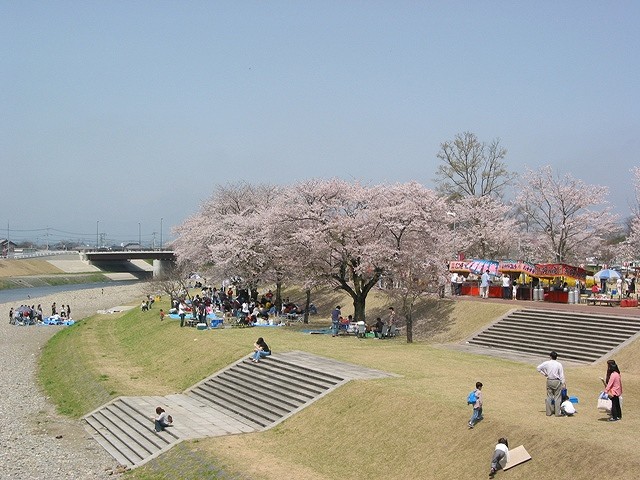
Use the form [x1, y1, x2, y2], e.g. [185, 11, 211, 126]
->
[9, 301, 72, 325]
[167, 283, 321, 328]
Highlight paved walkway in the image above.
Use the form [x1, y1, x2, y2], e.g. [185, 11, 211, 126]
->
[455, 294, 640, 317]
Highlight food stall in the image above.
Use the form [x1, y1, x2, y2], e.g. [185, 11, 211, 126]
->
[449, 259, 501, 297]
[467, 259, 500, 297]
[534, 263, 588, 303]
[498, 260, 536, 300]
[448, 261, 474, 295]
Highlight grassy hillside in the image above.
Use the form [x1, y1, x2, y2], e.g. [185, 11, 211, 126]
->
[39, 288, 640, 479]
[0, 258, 109, 289]
[0, 258, 63, 277]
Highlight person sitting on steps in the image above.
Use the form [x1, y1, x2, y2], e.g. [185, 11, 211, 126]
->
[153, 406, 173, 432]
[251, 337, 271, 363]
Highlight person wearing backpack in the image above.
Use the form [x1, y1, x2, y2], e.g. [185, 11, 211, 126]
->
[468, 381, 483, 429]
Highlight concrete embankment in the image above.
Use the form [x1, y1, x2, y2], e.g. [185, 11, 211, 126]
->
[0, 253, 154, 290]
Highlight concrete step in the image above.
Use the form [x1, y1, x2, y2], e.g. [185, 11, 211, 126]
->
[481, 325, 629, 346]
[243, 358, 343, 390]
[219, 369, 316, 403]
[204, 376, 303, 411]
[502, 315, 640, 333]
[471, 332, 611, 357]
[486, 323, 630, 343]
[467, 338, 598, 363]
[84, 414, 146, 465]
[190, 381, 286, 424]
[518, 309, 640, 325]
[467, 308, 640, 364]
[234, 361, 333, 395]
[504, 311, 640, 325]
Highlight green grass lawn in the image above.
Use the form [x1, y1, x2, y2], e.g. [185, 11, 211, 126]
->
[39, 289, 640, 479]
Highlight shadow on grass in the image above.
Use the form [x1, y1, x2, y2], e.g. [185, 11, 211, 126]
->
[410, 298, 457, 339]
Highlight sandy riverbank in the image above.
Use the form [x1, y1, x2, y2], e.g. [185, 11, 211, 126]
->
[1, 282, 150, 322]
[0, 282, 151, 478]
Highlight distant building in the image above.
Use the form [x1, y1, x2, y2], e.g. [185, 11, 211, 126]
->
[0, 239, 18, 257]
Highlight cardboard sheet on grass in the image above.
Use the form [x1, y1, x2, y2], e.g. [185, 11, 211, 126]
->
[504, 445, 532, 470]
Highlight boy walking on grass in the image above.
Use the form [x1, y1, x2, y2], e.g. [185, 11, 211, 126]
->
[468, 381, 484, 429]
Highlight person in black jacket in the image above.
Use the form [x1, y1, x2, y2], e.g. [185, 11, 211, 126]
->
[251, 337, 271, 363]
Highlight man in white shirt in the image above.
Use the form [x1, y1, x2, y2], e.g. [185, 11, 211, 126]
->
[456, 273, 465, 296]
[502, 274, 511, 299]
[480, 270, 490, 299]
[536, 351, 566, 416]
[450, 272, 458, 296]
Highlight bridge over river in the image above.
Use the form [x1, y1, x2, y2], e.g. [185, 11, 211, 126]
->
[80, 250, 175, 277]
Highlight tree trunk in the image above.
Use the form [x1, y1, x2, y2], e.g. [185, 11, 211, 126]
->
[303, 288, 311, 324]
[275, 281, 283, 312]
[405, 314, 413, 343]
[352, 295, 367, 323]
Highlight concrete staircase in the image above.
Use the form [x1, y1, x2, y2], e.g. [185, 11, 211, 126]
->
[83, 351, 394, 468]
[186, 355, 345, 430]
[467, 308, 640, 363]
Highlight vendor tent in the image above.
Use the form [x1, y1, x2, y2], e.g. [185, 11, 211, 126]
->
[448, 261, 471, 273]
[467, 259, 499, 275]
[594, 269, 622, 281]
[534, 263, 588, 281]
[498, 260, 536, 276]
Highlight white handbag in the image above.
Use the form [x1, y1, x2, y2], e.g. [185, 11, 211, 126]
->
[597, 391, 611, 412]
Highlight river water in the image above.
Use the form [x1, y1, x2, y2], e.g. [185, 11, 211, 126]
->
[0, 281, 143, 305]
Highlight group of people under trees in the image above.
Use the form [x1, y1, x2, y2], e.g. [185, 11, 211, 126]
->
[9, 301, 71, 325]
[169, 283, 316, 328]
[477, 352, 624, 478]
[330, 305, 399, 337]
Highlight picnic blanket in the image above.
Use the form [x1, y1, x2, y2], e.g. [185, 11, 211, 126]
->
[42, 316, 75, 326]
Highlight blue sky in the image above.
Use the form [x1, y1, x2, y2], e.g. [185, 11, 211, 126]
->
[2, 1, 639, 246]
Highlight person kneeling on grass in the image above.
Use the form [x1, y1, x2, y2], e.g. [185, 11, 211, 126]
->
[560, 393, 576, 416]
[153, 406, 173, 432]
[489, 437, 509, 478]
[251, 337, 271, 363]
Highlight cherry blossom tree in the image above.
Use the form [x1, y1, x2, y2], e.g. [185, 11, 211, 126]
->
[448, 195, 517, 260]
[172, 182, 289, 304]
[435, 131, 513, 199]
[276, 179, 391, 323]
[174, 179, 467, 337]
[620, 167, 640, 260]
[376, 182, 452, 342]
[514, 166, 618, 264]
